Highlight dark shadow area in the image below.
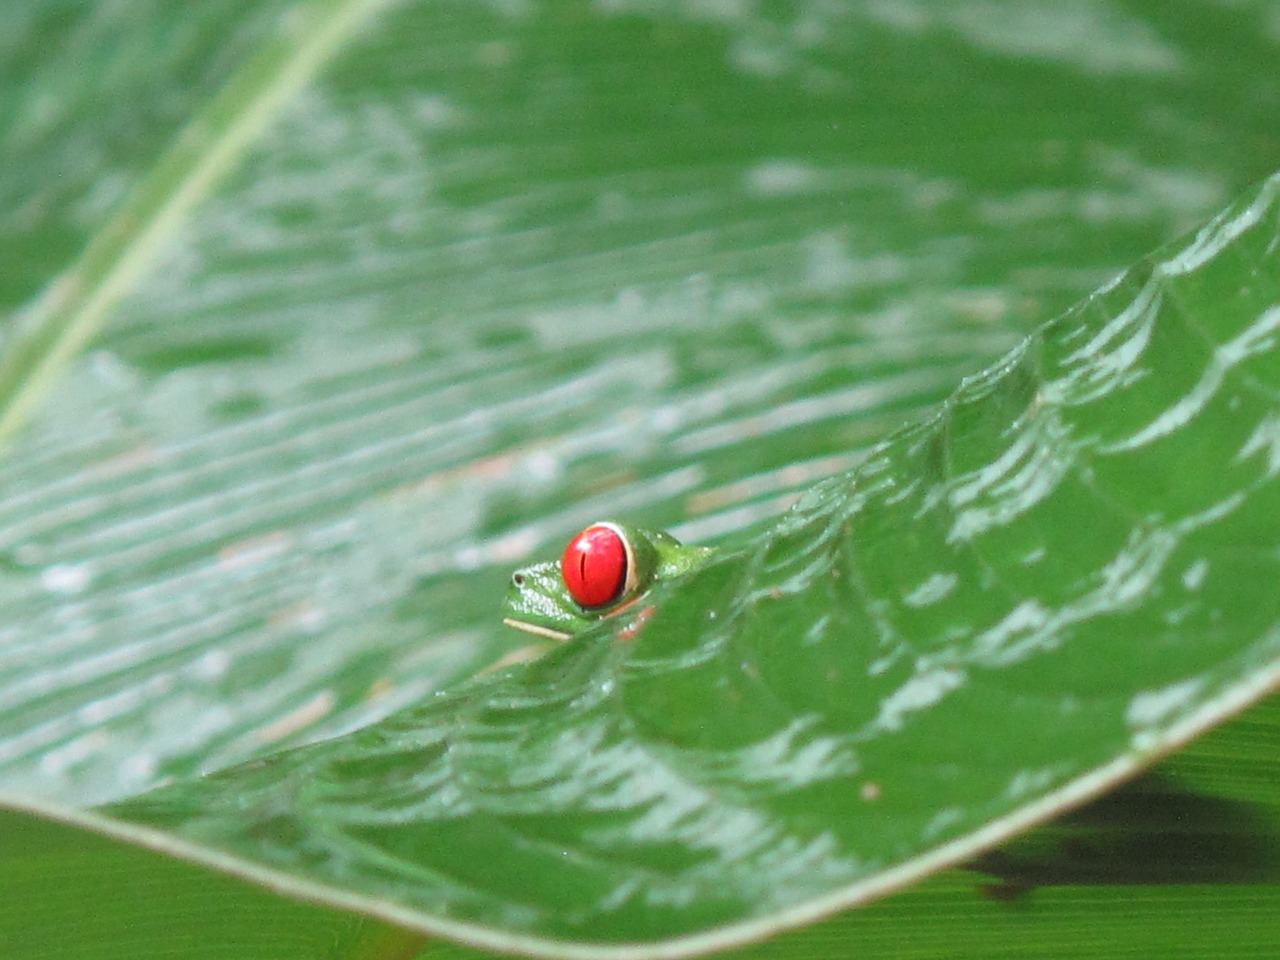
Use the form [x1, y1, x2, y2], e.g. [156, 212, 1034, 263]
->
[971, 773, 1280, 896]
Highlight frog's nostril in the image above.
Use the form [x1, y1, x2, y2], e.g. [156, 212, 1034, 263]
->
[512, 573, 525, 587]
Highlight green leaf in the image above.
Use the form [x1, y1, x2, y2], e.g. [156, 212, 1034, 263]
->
[0, 0, 1119, 810]
[8, 697, 1279, 959]
[0, 0, 384, 451]
[99, 172, 1280, 955]
[3, 2, 1280, 957]
[0, 807, 425, 960]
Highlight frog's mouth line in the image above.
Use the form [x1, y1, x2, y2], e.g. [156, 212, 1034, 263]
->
[501, 618, 573, 642]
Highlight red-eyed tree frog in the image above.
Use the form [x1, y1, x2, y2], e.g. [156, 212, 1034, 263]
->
[501, 521, 714, 641]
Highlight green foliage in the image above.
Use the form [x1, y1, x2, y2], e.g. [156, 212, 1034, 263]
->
[103, 174, 1280, 955]
[0, 1, 1278, 958]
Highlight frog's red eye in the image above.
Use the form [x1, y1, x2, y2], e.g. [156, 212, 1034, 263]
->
[561, 524, 629, 608]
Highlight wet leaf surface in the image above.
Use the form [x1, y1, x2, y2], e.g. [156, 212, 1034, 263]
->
[2, 2, 1279, 957]
[103, 174, 1280, 955]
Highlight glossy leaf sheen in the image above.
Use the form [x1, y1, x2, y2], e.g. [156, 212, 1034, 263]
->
[3, 0, 1040, 807]
[105, 175, 1280, 955]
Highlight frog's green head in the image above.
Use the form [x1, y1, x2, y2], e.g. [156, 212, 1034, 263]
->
[501, 521, 711, 641]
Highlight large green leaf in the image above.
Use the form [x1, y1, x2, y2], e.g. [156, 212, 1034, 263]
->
[7, 701, 1278, 959]
[8, 699, 1280, 960]
[2, 1, 1279, 957]
[2, 0, 1168, 808]
[98, 173, 1280, 954]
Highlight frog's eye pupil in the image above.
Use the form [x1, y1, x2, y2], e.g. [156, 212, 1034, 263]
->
[561, 524, 628, 608]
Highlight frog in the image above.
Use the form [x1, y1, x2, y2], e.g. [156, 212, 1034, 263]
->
[501, 521, 714, 641]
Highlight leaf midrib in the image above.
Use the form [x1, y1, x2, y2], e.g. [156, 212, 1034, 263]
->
[0, 0, 391, 454]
